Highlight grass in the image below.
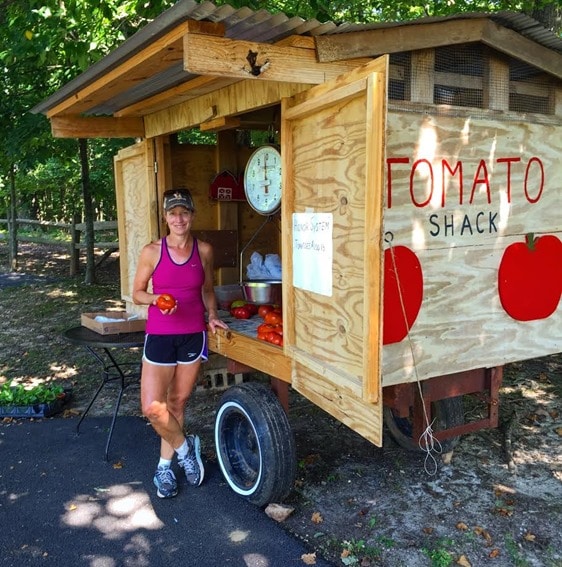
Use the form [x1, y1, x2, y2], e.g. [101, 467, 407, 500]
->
[421, 538, 455, 567]
[0, 252, 126, 397]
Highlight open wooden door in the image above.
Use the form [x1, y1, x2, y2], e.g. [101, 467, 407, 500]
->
[281, 56, 388, 446]
[114, 139, 160, 312]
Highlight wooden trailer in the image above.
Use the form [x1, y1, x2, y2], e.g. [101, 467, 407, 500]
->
[33, 2, 562, 506]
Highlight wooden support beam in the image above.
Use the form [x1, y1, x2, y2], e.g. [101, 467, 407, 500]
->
[144, 79, 311, 138]
[199, 116, 241, 132]
[316, 18, 562, 81]
[183, 33, 371, 84]
[483, 52, 510, 111]
[410, 49, 434, 104]
[50, 115, 145, 138]
[115, 36, 315, 118]
[114, 76, 240, 118]
[480, 20, 562, 80]
[316, 19, 489, 61]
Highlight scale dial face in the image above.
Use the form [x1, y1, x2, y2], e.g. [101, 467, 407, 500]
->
[243, 146, 282, 215]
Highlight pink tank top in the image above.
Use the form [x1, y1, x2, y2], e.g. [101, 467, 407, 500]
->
[146, 237, 206, 335]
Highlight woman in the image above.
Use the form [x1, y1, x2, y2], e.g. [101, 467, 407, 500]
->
[133, 188, 228, 499]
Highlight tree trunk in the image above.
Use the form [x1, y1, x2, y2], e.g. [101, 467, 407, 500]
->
[79, 138, 96, 284]
[8, 162, 17, 271]
[529, 3, 561, 35]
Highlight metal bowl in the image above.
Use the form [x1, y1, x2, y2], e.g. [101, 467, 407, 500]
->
[241, 280, 282, 304]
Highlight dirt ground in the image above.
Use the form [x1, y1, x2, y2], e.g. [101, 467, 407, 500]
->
[1, 242, 561, 567]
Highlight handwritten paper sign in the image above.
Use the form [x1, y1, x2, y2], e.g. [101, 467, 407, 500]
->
[292, 213, 333, 296]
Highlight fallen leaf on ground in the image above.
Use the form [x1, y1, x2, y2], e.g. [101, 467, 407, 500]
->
[63, 408, 80, 417]
[474, 526, 492, 543]
[422, 527, 434, 534]
[265, 503, 294, 522]
[456, 522, 469, 531]
[489, 549, 500, 558]
[457, 555, 471, 566]
[113, 461, 123, 469]
[524, 532, 536, 542]
[555, 427, 562, 437]
[311, 512, 323, 524]
[301, 552, 316, 565]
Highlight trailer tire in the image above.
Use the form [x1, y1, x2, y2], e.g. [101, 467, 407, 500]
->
[383, 397, 464, 453]
[215, 382, 296, 507]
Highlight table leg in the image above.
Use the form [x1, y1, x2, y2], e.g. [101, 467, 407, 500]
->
[76, 346, 112, 434]
[102, 349, 128, 461]
[76, 346, 138, 461]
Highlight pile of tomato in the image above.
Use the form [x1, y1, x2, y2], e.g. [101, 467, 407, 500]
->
[256, 304, 283, 346]
[228, 301, 283, 346]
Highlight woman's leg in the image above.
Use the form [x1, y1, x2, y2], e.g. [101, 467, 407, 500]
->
[166, 359, 202, 431]
[141, 360, 186, 459]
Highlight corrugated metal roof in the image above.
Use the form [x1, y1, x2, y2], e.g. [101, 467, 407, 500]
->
[32, 1, 562, 116]
[327, 9, 562, 52]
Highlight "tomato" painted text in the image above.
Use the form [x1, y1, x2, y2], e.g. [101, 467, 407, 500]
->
[386, 156, 545, 209]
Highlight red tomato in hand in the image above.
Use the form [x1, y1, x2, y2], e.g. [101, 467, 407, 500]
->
[156, 293, 176, 310]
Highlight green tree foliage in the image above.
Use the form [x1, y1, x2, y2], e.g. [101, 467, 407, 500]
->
[221, 0, 560, 32]
[0, 0, 559, 226]
[0, 0, 177, 223]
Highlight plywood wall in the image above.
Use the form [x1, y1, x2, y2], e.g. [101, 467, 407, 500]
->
[382, 110, 562, 385]
[114, 140, 159, 313]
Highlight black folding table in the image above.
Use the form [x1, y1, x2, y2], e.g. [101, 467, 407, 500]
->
[63, 326, 145, 460]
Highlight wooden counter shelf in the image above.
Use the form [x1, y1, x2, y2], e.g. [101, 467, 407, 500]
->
[207, 313, 292, 384]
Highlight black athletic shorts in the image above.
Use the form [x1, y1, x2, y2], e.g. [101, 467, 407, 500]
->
[143, 332, 208, 366]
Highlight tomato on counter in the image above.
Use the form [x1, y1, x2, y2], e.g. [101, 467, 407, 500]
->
[264, 311, 282, 326]
[232, 306, 251, 319]
[258, 304, 274, 318]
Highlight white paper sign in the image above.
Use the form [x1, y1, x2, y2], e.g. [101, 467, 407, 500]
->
[292, 212, 333, 296]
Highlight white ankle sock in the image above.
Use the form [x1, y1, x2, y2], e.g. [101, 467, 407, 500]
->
[175, 439, 188, 459]
[158, 457, 172, 469]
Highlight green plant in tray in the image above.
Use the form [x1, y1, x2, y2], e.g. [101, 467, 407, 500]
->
[0, 381, 65, 406]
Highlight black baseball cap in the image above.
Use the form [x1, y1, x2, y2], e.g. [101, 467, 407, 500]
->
[163, 189, 195, 212]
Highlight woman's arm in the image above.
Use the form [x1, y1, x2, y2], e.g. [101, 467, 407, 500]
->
[132, 241, 160, 306]
[199, 240, 229, 333]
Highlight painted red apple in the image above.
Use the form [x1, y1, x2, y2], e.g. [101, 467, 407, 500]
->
[498, 233, 562, 321]
[383, 246, 423, 345]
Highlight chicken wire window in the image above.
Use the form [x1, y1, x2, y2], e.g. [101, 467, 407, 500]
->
[389, 45, 555, 117]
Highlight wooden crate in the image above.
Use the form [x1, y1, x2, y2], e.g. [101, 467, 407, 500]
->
[81, 312, 146, 335]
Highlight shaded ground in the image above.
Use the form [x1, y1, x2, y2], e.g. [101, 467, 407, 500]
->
[1, 242, 561, 567]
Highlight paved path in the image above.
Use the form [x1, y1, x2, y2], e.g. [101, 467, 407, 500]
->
[0, 416, 334, 567]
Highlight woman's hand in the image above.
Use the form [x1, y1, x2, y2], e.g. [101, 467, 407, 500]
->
[153, 295, 179, 315]
[207, 314, 229, 334]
